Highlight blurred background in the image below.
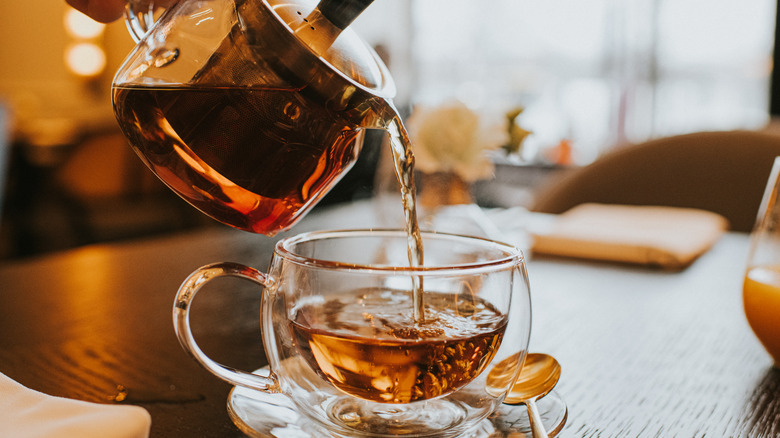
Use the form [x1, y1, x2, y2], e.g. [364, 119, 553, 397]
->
[0, 0, 777, 259]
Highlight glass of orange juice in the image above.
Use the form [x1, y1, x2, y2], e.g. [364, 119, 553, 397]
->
[744, 156, 780, 367]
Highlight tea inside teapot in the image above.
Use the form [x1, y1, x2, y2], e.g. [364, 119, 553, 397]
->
[112, 0, 394, 235]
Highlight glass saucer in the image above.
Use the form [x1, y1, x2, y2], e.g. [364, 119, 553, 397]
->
[227, 367, 568, 438]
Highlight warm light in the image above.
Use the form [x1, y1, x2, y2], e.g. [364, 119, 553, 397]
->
[65, 42, 107, 77]
[64, 8, 106, 39]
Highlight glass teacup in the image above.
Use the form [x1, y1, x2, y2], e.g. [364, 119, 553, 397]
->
[174, 229, 532, 437]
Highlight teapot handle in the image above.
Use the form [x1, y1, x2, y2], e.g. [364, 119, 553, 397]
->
[125, 0, 160, 42]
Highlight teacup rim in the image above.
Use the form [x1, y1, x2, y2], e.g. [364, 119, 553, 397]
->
[274, 228, 524, 274]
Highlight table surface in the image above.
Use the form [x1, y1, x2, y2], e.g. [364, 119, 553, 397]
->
[0, 201, 778, 437]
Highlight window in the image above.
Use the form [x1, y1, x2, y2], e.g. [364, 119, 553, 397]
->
[356, 0, 776, 164]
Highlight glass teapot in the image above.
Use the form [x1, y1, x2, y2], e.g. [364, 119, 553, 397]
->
[112, 0, 395, 235]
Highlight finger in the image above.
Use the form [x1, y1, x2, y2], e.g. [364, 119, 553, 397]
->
[66, 0, 127, 23]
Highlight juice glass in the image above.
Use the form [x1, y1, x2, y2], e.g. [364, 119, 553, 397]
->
[744, 157, 780, 366]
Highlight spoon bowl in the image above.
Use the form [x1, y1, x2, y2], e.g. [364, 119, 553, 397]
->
[503, 353, 562, 437]
[505, 353, 562, 404]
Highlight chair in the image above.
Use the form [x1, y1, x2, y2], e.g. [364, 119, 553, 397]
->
[531, 130, 780, 232]
[0, 102, 8, 221]
[51, 131, 211, 244]
[0, 102, 9, 257]
[2, 129, 211, 257]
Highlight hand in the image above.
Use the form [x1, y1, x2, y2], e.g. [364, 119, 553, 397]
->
[66, 0, 126, 23]
[65, 0, 179, 23]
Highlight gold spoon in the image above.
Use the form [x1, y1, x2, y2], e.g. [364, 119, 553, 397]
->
[504, 353, 562, 437]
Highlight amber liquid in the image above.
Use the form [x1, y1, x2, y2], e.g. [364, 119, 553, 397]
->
[743, 266, 780, 363]
[291, 288, 507, 403]
[386, 119, 425, 321]
[112, 85, 383, 236]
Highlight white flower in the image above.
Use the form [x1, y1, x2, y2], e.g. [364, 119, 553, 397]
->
[406, 101, 508, 182]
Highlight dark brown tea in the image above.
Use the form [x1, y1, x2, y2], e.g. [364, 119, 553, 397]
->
[290, 288, 507, 403]
[113, 85, 378, 235]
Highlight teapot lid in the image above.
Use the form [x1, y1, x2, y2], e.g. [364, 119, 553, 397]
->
[261, 0, 395, 100]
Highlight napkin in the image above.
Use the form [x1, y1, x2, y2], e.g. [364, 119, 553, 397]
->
[530, 203, 728, 270]
[0, 371, 151, 438]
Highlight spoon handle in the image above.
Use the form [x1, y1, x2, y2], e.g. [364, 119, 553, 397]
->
[526, 399, 549, 438]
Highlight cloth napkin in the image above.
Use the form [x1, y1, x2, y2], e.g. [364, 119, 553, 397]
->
[0, 371, 151, 438]
[530, 203, 728, 270]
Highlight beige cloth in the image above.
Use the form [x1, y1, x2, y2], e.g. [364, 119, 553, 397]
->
[531, 203, 729, 270]
[0, 371, 151, 438]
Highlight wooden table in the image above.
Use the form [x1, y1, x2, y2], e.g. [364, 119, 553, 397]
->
[0, 202, 778, 437]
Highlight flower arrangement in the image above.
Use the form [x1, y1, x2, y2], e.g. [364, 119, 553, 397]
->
[406, 101, 509, 183]
[502, 107, 532, 156]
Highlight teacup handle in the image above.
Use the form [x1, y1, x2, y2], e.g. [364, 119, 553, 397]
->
[173, 262, 279, 393]
[125, 0, 161, 42]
